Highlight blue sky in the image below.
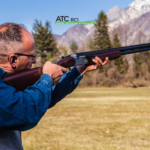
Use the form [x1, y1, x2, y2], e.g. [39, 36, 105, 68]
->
[0, 0, 134, 35]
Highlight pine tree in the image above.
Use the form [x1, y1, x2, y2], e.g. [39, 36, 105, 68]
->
[113, 33, 121, 48]
[94, 11, 112, 77]
[113, 33, 126, 74]
[94, 11, 111, 50]
[70, 40, 78, 53]
[32, 20, 58, 65]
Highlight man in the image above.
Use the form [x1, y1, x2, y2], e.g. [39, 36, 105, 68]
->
[0, 23, 108, 150]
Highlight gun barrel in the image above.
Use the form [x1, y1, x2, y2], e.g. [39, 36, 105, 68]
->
[74, 43, 150, 57]
[121, 47, 150, 55]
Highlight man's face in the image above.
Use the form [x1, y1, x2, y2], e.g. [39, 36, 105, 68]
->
[16, 30, 36, 71]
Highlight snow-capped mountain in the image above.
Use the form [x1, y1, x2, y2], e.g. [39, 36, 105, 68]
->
[129, 0, 150, 11]
[107, 0, 150, 29]
[56, 0, 150, 47]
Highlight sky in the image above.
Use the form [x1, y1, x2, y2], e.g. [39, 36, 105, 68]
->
[0, 0, 135, 35]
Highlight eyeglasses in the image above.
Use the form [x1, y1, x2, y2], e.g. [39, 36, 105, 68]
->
[0, 53, 36, 61]
[14, 53, 36, 61]
[14, 53, 36, 58]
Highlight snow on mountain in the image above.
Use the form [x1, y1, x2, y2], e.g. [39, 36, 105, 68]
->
[107, 6, 126, 22]
[107, 0, 150, 29]
[129, 0, 150, 11]
[106, 6, 129, 29]
[84, 24, 94, 30]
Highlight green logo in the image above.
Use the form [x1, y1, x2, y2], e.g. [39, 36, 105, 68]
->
[55, 22, 95, 24]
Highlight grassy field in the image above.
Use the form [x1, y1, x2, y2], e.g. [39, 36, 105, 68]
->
[22, 87, 150, 150]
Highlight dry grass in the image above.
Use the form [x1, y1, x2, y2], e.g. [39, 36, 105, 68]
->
[22, 87, 150, 150]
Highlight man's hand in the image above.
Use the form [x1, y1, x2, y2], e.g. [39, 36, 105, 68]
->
[43, 61, 67, 85]
[76, 57, 109, 75]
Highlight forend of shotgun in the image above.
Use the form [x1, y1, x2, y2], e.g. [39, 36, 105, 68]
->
[56, 51, 121, 68]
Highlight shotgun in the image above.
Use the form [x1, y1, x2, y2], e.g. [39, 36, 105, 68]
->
[4, 43, 150, 91]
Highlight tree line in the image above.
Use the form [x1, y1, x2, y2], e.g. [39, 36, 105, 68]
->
[32, 11, 150, 87]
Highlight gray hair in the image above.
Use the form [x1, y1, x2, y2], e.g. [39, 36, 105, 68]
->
[0, 23, 27, 62]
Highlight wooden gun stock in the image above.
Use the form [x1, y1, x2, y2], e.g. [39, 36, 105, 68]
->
[4, 67, 43, 91]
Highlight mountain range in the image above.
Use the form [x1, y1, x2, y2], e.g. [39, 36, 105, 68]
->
[54, 0, 150, 48]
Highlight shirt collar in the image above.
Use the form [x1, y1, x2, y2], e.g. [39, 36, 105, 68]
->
[0, 68, 9, 77]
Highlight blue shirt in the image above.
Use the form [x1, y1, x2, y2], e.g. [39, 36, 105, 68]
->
[0, 67, 82, 131]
